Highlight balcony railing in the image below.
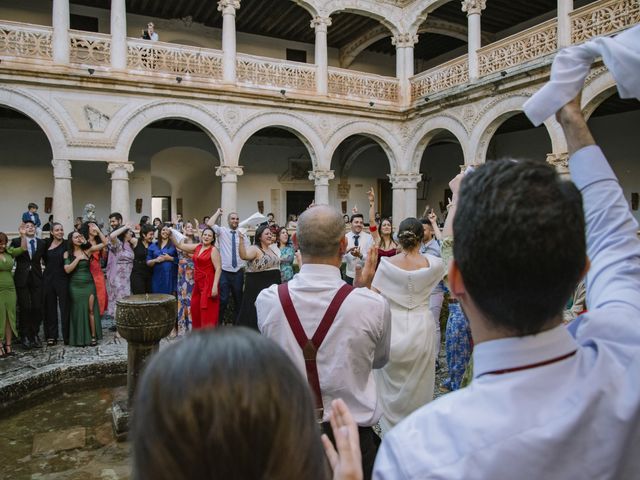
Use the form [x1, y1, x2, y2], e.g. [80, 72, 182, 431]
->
[69, 29, 110, 66]
[328, 67, 399, 103]
[410, 55, 469, 99]
[478, 18, 558, 77]
[1, 0, 639, 108]
[236, 53, 316, 93]
[0, 20, 52, 61]
[127, 38, 223, 80]
[571, 0, 640, 43]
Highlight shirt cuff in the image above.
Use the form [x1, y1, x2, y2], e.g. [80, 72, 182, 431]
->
[569, 145, 617, 190]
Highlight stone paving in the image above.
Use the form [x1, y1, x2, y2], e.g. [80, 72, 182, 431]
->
[0, 320, 127, 409]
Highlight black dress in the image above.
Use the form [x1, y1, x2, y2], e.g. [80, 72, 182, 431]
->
[43, 241, 70, 342]
[238, 248, 281, 331]
[130, 241, 153, 294]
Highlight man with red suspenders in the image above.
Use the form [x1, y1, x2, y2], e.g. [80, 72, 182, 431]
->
[257, 205, 391, 480]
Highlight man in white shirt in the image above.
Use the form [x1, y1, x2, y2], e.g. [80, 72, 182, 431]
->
[373, 95, 640, 479]
[208, 209, 248, 325]
[343, 213, 373, 285]
[256, 205, 391, 480]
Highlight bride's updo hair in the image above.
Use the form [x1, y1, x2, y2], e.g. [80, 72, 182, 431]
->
[397, 217, 424, 250]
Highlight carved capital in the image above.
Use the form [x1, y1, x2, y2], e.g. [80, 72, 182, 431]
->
[311, 16, 332, 33]
[216, 165, 244, 180]
[217, 0, 240, 16]
[309, 169, 335, 186]
[107, 162, 134, 180]
[546, 153, 570, 176]
[51, 159, 72, 179]
[388, 172, 422, 189]
[391, 33, 419, 48]
[459, 163, 483, 173]
[461, 0, 486, 16]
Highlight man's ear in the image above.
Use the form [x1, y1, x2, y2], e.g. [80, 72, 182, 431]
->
[448, 260, 466, 299]
[339, 235, 347, 256]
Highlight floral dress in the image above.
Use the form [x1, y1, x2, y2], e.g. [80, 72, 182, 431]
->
[177, 249, 195, 335]
[279, 244, 295, 282]
[106, 239, 134, 319]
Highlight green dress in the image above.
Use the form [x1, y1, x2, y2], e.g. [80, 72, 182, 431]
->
[66, 257, 103, 346]
[0, 246, 25, 342]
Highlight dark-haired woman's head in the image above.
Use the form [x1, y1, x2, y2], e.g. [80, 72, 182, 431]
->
[67, 231, 87, 255]
[254, 224, 273, 247]
[153, 217, 162, 227]
[139, 215, 150, 225]
[277, 227, 290, 247]
[139, 224, 155, 243]
[379, 217, 393, 238]
[132, 328, 328, 480]
[201, 227, 216, 246]
[397, 217, 424, 251]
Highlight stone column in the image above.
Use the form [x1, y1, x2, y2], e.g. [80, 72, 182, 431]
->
[52, 159, 74, 233]
[546, 152, 570, 179]
[218, 0, 240, 84]
[216, 165, 243, 214]
[52, 0, 70, 65]
[108, 162, 134, 222]
[462, 0, 486, 81]
[309, 170, 335, 205]
[557, 0, 574, 48]
[311, 16, 332, 95]
[392, 34, 418, 105]
[110, 0, 128, 70]
[389, 173, 421, 221]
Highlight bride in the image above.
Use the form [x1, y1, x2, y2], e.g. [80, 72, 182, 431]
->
[366, 217, 444, 433]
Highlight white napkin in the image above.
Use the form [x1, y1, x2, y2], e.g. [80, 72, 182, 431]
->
[238, 212, 267, 228]
[170, 228, 185, 244]
[524, 24, 640, 126]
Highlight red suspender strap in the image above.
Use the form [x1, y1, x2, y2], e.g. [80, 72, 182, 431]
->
[277, 283, 353, 411]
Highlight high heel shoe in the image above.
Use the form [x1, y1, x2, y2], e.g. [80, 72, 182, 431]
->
[3, 343, 15, 356]
[90, 337, 97, 347]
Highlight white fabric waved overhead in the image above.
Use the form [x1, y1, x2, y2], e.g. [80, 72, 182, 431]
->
[524, 24, 640, 126]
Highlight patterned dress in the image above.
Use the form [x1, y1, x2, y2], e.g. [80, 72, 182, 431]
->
[279, 244, 295, 282]
[106, 239, 134, 319]
[238, 246, 281, 331]
[177, 249, 195, 334]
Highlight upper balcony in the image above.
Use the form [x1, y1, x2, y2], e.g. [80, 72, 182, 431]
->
[0, 0, 638, 111]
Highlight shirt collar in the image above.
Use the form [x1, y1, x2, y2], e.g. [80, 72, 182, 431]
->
[473, 324, 578, 379]
[299, 263, 342, 278]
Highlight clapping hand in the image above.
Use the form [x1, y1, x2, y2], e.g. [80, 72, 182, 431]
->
[321, 399, 363, 480]
[354, 244, 378, 288]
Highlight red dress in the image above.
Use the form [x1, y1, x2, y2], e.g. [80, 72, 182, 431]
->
[89, 250, 107, 315]
[377, 246, 397, 268]
[191, 245, 220, 329]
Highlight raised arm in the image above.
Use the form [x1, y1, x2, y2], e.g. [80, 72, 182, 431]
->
[63, 251, 81, 274]
[207, 208, 223, 228]
[86, 223, 107, 253]
[367, 187, 381, 245]
[428, 211, 442, 241]
[109, 224, 130, 244]
[558, 95, 640, 318]
[238, 231, 258, 261]
[443, 174, 463, 238]
[169, 229, 198, 253]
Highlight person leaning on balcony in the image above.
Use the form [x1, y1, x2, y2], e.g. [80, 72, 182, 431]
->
[141, 22, 159, 41]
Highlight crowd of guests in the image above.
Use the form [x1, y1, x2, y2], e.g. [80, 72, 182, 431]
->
[127, 88, 640, 480]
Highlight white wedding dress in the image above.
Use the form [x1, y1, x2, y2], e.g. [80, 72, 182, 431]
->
[372, 255, 445, 433]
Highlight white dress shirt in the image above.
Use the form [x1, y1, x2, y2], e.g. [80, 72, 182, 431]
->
[256, 263, 391, 425]
[211, 224, 248, 272]
[343, 231, 373, 279]
[374, 146, 640, 479]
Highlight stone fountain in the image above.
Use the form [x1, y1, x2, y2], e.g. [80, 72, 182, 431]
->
[111, 293, 177, 440]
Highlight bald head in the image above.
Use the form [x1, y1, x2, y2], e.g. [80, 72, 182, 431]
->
[297, 205, 345, 259]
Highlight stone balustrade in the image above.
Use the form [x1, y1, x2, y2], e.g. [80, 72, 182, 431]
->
[410, 55, 469, 99]
[571, 0, 640, 43]
[477, 18, 558, 77]
[0, 20, 52, 61]
[69, 29, 111, 66]
[236, 53, 316, 92]
[328, 66, 400, 103]
[127, 38, 224, 80]
[1, 0, 639, 107]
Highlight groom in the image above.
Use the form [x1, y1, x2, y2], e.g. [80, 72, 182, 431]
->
[256, 204, 390, 480]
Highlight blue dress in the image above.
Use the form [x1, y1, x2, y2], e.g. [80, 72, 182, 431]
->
[147, 241, 178, 295]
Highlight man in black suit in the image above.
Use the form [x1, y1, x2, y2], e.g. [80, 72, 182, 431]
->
[11, 219, 46, 349]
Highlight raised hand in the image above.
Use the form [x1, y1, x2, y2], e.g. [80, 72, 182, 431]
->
[428, 211, 438, 225]
[18, 223, 26, 236]
[367, 187, 375, 204]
